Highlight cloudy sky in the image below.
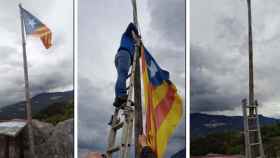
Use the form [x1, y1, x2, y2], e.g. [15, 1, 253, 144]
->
[0, 0, 73, 108]
[78, 0, 185, 157]
[191, 0, 280, 118]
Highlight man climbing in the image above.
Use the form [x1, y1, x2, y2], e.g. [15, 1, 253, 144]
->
[113, 23, 140, 108]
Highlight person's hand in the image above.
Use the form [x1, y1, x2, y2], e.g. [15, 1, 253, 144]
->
[132, 31, 141, 46]
[138, 134, 148, 147]
[86, 152, 103, 158]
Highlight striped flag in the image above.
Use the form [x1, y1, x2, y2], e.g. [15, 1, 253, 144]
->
[20, 6, 52, 49]
[141, 45, 182, 158]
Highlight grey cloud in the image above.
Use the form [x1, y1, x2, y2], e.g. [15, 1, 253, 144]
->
[0, 46, 21, 67]
[191, 0, 280, 117]
[78, 77, 113, 152]
[150, 45, 185, 92]
[190, 44, 247, 112]
[147, 0, 185, 46]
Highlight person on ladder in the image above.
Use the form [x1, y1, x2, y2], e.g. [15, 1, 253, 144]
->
[113, 22, 140, 108]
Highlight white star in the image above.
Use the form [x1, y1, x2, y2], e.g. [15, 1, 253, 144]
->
[148, 61, 158, 78]
[28, 19, 36, 29]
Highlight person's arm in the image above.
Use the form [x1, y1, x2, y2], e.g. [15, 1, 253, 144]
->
[126, 23, 139, 36]
[124, 22, 140, 40]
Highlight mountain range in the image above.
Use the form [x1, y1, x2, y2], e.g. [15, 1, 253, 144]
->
[0, 90, 74, 120]
[191, 113, 280, 138]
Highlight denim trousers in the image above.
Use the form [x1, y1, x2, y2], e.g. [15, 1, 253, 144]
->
[115, 49, 131, 97]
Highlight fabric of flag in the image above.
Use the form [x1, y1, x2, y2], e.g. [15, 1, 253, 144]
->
[141, 45, 182, 158]
[20, 6, 52, 49]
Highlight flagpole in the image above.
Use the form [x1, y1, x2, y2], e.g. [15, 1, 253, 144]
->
[131, 0, 143, 158]
[19, 4, 37, 158]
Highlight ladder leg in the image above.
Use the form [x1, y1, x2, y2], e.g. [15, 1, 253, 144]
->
[244, 104, 251, 158]
[120, 117, 129, 158]
[119, 108, 134, 158]
[243, 101, 265, 158]
[125, 111, 134, 158]
[107, 109, 120, 158]
[255, 108, 265, 158]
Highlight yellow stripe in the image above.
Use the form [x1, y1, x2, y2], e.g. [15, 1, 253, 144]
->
[48, 33, 52, 44]
[33, 30, 50, 37]
[36, 26, 48, 32]
[146, 105, 157, 151]
[156, 94, 182, 158]
[142, 64, 150, 109]
[39, 32, 49, 37]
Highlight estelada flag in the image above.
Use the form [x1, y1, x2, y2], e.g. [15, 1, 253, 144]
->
[141, 45, 182, 158]
[20, 5, 52, 49]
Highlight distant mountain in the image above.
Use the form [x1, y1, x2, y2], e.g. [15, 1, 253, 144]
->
[191, 113, 280, 138]
[34, 98, 74, 125]
[0, 90, 74, 120]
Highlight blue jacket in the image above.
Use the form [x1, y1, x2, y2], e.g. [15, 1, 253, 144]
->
[118, 23, 139, 58]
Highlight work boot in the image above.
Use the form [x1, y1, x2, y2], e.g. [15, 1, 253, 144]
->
[113, 95, 128, 109]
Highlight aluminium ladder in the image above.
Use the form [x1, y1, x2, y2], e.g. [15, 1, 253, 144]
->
[106, 41, 141, 158]
[242, 99, 265, 158]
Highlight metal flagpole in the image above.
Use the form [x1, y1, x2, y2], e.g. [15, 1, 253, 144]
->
[131, 0, 143, 158]
[246, 0, 254, 156]
[247, 0, 254, 114]
[19, 4, 37, 158]
[244, 1, 264, 157]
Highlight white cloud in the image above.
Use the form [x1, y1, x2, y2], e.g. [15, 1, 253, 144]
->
[0, 0, 73, 107]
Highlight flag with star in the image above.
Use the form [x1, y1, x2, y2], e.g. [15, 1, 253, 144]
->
[20, 6, 52, 49]
[141, 45, 182, 158]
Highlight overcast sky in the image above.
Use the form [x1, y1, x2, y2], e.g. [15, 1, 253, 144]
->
[78, 0, 185, 157]
[0, 1, 73, 108]
[191, 0, 280, 118]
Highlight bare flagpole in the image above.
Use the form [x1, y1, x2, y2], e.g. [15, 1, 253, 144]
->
[19, 4, 36, 158]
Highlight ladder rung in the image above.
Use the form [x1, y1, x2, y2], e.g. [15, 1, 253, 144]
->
[107, 146, 120, 153]
[112, 122, 124, 130]
[246, 105, 257, 108]
[126, 73, 131, 78]
[123, 104, 134, 111]
[248, 116, 257, 119]
[250, 142, 260, 146]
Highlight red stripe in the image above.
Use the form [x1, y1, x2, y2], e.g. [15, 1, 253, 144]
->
[40, 33, 51, 49]
[154, 84, 176, 129]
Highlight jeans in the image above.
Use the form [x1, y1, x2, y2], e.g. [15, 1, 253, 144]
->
[115, 49, 131, 97]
